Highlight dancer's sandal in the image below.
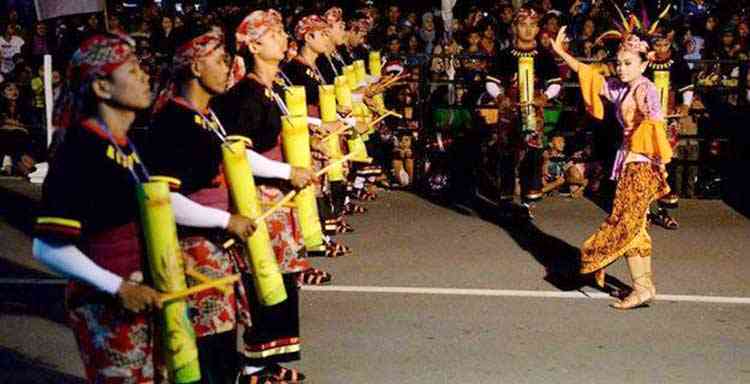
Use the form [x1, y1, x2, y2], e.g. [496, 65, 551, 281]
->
[355, 189, 377, 201]
[336, 221, 354, 234]
[240, 365, 305, 384]
[325, 241, 351, 257]
[344, 202, 367, 215]
[651, 209, 679, 230]
[298, 268, 332, 285]
[610, 273, 655, 310]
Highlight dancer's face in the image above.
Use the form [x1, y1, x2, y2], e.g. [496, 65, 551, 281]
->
[329, 21, 347, 45]
[252, 27, 288, 62]
[196, 45, 230, 95]
[95, 57, 152, 110]
[615, 50, 647, 84]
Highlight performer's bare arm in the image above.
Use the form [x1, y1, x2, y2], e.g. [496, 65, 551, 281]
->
[550, 27, 582, 73]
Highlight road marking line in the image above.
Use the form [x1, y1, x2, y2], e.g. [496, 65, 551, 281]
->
[302, 285, 750, 305]
[5, 279, 748, 305]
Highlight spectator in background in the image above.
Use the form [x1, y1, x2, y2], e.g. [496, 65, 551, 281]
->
[684, 0, 716, 21]
[30, 21, 51, 57]
[152, 15, 176, 63]
[419, 12, 437, 54]
[1, 23, 25, 76]
[0, 81, 35, 176]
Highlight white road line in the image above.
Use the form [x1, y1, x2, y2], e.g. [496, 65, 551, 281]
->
[302, 285, 750, 305]
[4, 279, 748, 305]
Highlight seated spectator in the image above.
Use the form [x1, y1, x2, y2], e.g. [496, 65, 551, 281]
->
[0, 81, 35, 176]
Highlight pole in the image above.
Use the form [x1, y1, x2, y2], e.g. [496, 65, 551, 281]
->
[43, 54, 54, 148]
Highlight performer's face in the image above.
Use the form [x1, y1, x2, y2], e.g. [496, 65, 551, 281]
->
[96, 57, 153, 111]
[306, 30, 331, 55]
[514, 19, 539, 44]
[329, 21, 347, 45]
[196, 45, 230, 95]
[654, 39, 671, 57]
[615, 50, 647, 84]
[253, 27, 288, 62]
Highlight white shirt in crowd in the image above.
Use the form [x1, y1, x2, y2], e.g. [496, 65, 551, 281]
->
[0, 35, 25, 74]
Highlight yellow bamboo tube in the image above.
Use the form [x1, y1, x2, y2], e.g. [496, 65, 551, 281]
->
[354, 60, 366, 83]
[369, 51, 381, 76]
[285, 86, 308, 117]
[136, 181, 200, 383]
[335, 76, 352, 109]
[518, 57, 534, 105]
[347, 136, 372, 163]
[654, 71, 670, 119]
[344, 65, 357, 90]
[319, 85, 345, 182]
[221, 138, 287, 306]
[281, 116, 325, 249]
[518, 56, 536, 131]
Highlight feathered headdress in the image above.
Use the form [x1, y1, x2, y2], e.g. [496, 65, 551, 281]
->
[595, 1, 673, 49]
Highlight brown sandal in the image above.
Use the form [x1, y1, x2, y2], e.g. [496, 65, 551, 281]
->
[610, 273, 655, 310]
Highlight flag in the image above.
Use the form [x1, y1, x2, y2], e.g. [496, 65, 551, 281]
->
[35, 0, 105, 21]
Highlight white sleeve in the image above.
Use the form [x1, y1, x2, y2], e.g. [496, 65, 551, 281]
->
[170, 192, 231, 229]
[682, 90, 694, 106]
[32, 238, 123, 295]
[544, 84, 562, 100]
[246, 149, 292, 180]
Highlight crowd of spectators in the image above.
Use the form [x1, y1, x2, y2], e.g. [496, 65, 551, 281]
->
[0, 1, 748, 206]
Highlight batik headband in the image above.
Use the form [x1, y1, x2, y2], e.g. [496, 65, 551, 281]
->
[236, 9, 283, 50]
[295, 15, 328, 41]
[70, 33, 136, 83]
[173, 29, 225, 72]
[514, 7, 540, 25]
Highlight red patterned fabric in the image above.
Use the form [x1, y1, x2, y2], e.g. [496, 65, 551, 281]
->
[258, 185, 311, 273]
[514, 7, 540, 24]
[294, 15, 328, 41]
[236, 9, 283, 49]
[67, 282, 160, 384]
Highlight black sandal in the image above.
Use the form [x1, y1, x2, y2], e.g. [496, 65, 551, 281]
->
[298, 268, 332, 285]
[239, 365, 305, 384]
[344, 202, 367, 215]
[650, 209, 679, 230]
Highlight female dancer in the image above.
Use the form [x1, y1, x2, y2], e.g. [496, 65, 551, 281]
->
[550, 27, 673, 309]
[32, 33, 167, 383]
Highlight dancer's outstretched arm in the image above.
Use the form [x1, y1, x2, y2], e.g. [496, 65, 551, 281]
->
[550, 27, 582, 73]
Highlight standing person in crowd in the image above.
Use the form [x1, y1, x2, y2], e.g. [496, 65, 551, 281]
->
[492, 6, 562, 218]
[212, 9, 330, 381]
[645, 30, 695, 230]
[152, 15, 177, 64]
[551, 26, 672, 309]
[30, 33, 164, 383]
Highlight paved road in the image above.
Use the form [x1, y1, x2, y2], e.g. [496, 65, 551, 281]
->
[1, 189, 748, 383]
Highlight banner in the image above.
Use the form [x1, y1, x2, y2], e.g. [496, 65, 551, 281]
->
[34, 0, 105, 21]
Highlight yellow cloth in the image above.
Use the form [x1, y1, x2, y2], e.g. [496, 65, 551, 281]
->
[630, 119, 673, 164]
[577, 63, 606, 120]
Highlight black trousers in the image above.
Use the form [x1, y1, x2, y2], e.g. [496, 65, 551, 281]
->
[498, 145, 543, 202]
